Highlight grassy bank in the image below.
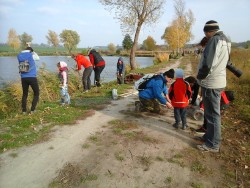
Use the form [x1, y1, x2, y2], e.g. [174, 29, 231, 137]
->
[0, 59, 172, 153]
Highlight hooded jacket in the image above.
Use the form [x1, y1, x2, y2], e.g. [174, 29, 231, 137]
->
[169, 78, 192, 108]
[117, 57, 124, 75]
[139, 74, 168, 105]
[58, 61, 68, 87]
[197, 31, 230, 89]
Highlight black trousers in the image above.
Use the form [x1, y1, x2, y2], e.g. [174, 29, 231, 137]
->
[21, 77, 39, 112]
[94, 65, 105, 86]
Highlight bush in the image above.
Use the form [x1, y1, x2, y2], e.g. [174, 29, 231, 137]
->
[154, 53, 169, 64]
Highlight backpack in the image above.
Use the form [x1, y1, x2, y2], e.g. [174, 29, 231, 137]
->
[134, 74, 160, 91]
[19, 60, 30, 73]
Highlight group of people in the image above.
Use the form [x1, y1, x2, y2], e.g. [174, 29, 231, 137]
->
[138, 20, 231, 153]
[17, 19, 230, 153]
[17, 47, 107, 112]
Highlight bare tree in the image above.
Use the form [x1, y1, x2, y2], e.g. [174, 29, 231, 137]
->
[100, 0, 165, 70]
[7, 28, 20, 52]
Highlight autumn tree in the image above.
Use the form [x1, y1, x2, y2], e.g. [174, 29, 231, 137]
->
[162, 0, 194, 52]
[19, 32, 33, 49]
[7, 28, 20, 51]
[59, 30, 80, 53]
[100, 0, 166, 70]
[46, 30, 59, 52]
[122, 34, 133, 51]
[142, 36, 156, 51]
[107, 43, 116, 54]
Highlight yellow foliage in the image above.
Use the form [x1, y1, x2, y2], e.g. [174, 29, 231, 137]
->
[154, 53, 169, 63]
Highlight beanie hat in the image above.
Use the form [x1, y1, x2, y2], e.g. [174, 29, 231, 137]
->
[175, 68, 184, 78]
[203, 20, 220, 32]
[163, 68, 175, 79]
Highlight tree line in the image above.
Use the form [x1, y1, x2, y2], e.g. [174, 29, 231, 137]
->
[6, 0, 195, 70]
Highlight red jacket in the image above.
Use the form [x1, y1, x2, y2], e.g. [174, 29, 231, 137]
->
[169, 78, 192, 108]
[89, 52, 105, 68]
[75, 54, 92, 70]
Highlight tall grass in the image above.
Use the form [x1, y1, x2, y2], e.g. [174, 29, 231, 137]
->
[0, 67, 81, 118]
[228, 49, 250, 122]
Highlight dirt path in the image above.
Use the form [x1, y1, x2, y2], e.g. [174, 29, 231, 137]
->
[0, 59, 223, 188]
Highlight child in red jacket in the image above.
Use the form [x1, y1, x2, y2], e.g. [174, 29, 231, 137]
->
[169, 69, 192, 129]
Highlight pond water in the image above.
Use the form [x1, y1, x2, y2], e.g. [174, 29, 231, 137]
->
[0, 56, 154, 87]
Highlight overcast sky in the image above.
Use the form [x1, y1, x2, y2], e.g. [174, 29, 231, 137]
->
[0, 0, 249, 48]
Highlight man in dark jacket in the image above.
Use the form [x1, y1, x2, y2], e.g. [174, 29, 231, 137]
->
[88, 49, 105, 87]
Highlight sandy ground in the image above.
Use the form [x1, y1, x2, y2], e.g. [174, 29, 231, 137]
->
[0, 60, 223, 188]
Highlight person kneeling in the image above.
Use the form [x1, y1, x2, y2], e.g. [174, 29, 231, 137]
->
[138, 69, 174, 113]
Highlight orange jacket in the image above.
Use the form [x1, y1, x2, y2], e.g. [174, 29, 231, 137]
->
[75, 54, 92, 70]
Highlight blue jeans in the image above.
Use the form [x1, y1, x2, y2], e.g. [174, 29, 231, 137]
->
[202, 87, 222, 149]
[60, 85, 70, 104]
[174, 107, 187, 127]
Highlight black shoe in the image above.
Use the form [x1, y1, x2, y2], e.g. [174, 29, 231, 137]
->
[172, 123, 179, 129]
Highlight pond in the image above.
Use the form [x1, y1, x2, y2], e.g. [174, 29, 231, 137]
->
[0, 56, 154, 87]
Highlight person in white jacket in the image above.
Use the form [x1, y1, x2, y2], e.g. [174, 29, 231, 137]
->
[196, 20, 230, 153]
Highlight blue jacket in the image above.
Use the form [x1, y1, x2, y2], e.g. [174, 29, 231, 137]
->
[17, 50, 37, 78]
[117, 57, 124, 74]
[139, 74, 168, 104]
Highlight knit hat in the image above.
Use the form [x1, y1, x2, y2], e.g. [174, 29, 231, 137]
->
[163, 68, 175, 79]
[175, 68, 184, 78]
[203, 20, 220, 32]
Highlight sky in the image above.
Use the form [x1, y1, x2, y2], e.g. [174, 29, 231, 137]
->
[0, 0, 250, 48]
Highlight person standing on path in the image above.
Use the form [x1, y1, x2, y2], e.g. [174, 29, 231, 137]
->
[17, 46, 40, 114]
[169, 69, 192, 130]
[196, 20, 230, 152]
[88, 49, 105, 87]
[71, 53, 93, 93]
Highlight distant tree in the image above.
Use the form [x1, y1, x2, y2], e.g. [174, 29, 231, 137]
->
[143, 36, 156, 51]
[100, 0, 166, 70]
[46, 30, 59, 52]
[122, 34, 133, 51]
[59, 29, 80, 53]
[7, 28, 20, 51]
[162, 0, 194, 52]
[107, 43, 116, 54]
[19, 32, 33, 49]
